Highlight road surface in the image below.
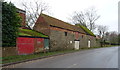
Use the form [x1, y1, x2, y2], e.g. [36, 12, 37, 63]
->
[4, 46, 118, 68]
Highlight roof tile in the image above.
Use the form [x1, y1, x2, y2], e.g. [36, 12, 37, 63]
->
[40, 14, 86, 34]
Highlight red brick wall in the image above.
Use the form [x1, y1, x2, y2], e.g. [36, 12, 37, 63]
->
[19, 12, 26, 26]
[50, 26, 74, 34]
[50, 26, 86, 37]
[33, 16, 50, 35]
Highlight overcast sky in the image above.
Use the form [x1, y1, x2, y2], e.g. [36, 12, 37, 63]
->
[5, 0, 119, 33]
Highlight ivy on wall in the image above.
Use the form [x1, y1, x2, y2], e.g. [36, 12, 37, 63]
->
[2, 2, 21, 47]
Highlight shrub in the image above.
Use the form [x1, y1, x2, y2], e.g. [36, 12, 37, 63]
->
[2, 2, 21, 47]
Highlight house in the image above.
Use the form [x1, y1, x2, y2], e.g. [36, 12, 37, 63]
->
[33, 14, 100, 51]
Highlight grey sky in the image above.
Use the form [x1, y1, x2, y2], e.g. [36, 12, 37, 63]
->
[5, 0, 119, 33]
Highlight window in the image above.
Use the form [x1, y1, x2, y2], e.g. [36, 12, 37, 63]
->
[82, 35, 84, 38]
[65, 32, 67, 36]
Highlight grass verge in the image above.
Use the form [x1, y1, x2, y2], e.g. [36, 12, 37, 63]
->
[1, 45, 118, 65]
[1, 50, 79, 64]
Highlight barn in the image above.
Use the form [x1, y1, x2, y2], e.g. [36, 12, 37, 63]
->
[33, 14, 100, 51]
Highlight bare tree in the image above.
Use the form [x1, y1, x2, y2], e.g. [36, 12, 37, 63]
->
[97, 25, 108, 39]
[22, 1, 49, 29]
[85, 8, 100, 31]
[71, 7, 100, 32]
[109, 31, 118, 45]
[104, 32, 110, 41]
[72, 11, 87, 27]
[97, 25, 108, 46]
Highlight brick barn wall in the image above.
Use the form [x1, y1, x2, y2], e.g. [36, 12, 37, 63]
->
[90, 36, 101, 47]
[79, 35, 100, 48]
[49, 26, 75, 51]
[79, 34, 89, 48]
[33, 16, 50, 35]
[49, 26, 100, 50]
[89, 36, 96, 47]
[50, 26, 74, 33]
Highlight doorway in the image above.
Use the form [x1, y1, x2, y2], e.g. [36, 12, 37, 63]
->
[75, 41, 80, 50]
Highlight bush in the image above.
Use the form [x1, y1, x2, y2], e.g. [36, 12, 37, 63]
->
[2, 2, 21, 47]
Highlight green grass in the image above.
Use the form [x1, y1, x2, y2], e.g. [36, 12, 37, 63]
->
[19, 28, 48, 37]
[104, 45, 119, 47]
[1, 50, 79, 64]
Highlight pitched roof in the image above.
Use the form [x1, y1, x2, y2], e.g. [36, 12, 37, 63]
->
[40, 14, 86, 34]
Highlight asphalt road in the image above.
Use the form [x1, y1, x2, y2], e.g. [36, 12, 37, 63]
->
[5, 46, 118, 68]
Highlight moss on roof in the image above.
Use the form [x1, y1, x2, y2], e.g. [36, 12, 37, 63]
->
[18, 28, 48, 37]
[75, 24, 95, 36]
[18, 32, 32, 36]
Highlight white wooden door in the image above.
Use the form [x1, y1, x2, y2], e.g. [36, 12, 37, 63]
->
[88, 40, 91, 48]
[75, 41, 79, 50]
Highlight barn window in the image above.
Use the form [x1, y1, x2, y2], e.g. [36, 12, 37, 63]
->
[65, 32, 67, 36]
[82, 35, 84, 38]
